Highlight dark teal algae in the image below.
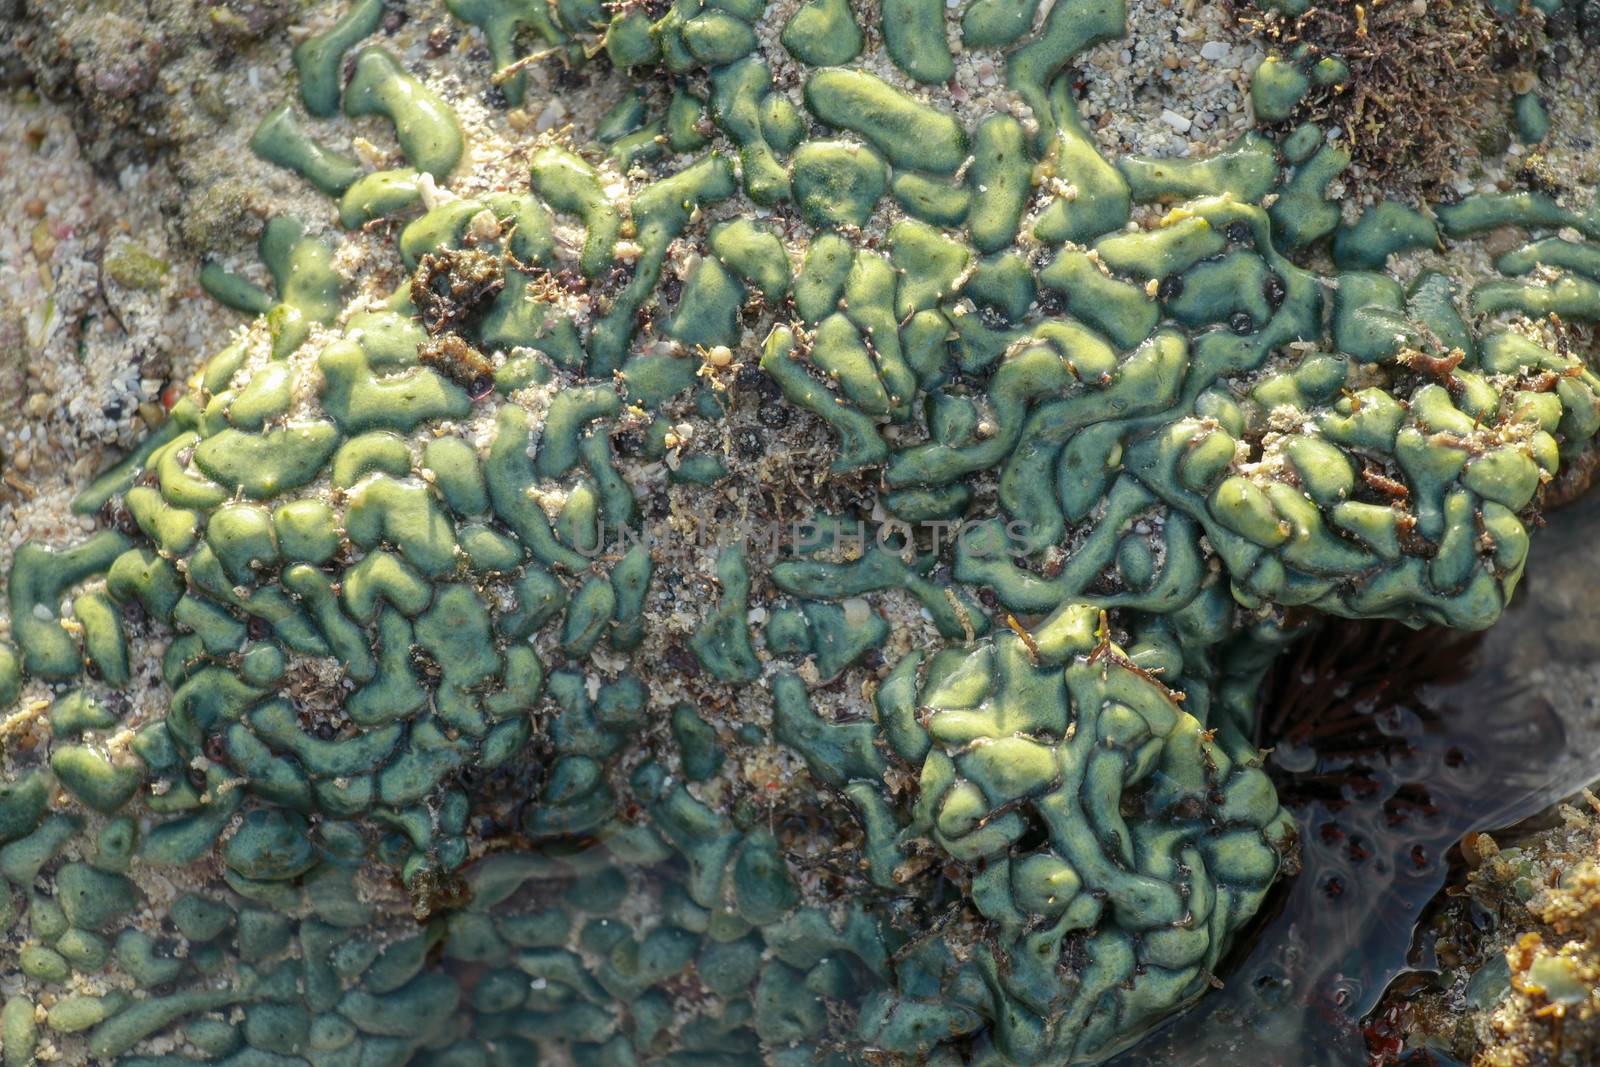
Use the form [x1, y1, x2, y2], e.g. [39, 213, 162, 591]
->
[2, 1, 1599, 1065]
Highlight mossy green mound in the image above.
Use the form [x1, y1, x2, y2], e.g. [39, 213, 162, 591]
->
[2, 1, 1598, 1064]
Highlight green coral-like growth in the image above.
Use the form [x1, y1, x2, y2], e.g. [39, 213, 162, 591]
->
[3, 1, 1599, 1065]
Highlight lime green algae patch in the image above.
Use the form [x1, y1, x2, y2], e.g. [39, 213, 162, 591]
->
[5, 0, 1600, 1065]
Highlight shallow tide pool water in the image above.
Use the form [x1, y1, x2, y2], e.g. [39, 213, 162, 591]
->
[1111, 488, 1600, 1066]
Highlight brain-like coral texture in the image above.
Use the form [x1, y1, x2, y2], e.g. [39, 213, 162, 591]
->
[1, 0, 1598, 1064]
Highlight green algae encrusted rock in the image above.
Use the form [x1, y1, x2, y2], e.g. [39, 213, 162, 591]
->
[2, 0, 1599, 1064]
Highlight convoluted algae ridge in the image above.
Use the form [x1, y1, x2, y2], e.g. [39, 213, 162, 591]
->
[0, 0, 1598, 1065]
